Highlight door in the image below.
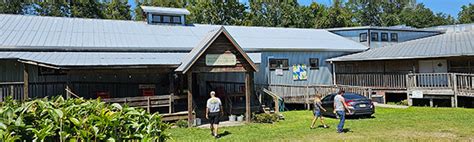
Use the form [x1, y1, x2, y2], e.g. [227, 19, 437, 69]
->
[418, 60, 448, 87]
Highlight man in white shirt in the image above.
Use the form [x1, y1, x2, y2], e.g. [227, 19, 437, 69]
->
[206, 91, 223, 138]
[333, 89, 351, 133]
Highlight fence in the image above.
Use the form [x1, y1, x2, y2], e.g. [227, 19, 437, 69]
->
[336, 73, 407, 89]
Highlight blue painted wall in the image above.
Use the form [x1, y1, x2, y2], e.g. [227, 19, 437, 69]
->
[256, 51, 352, 86]
[331, 29, 441, 48]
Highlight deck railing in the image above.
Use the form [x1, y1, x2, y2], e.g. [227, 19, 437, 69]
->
[336, 73, 407, 89]
[406, 73, 453, 89]
[0, 82, 24, 101]
[455, 73, 474, 97]
[267, 84, 371, 105]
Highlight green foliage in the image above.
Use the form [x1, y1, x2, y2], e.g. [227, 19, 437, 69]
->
[253, 113, 279, 123]
[104, 0, 131, 20]
[187, 0, 247, 25]
[458, 3, 473, 24]
[175, 119, 188, 128]
[315, 0, 356, 28]
[399, 3, 455, 28]
[0, 96, 170, 141]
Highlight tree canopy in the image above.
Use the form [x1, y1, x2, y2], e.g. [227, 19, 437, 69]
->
[0, 0, 471, 28]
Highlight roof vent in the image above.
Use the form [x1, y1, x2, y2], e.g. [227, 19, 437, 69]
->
[141, 6, 190, 25]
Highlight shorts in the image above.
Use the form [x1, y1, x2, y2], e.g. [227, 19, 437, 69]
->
[313, 111, 322, 117]
[208, 112, 220, 124]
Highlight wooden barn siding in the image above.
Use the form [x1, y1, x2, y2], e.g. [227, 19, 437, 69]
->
[257, 51, 351, 86]
[332, 30, 440, 48]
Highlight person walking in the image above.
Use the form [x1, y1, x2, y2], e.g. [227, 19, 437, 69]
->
[333, 89, 351, 133]
[206, 91, 223, 138]
[310, 94, 328, 129]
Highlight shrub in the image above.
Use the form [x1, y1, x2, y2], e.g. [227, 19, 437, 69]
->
[175, 120, 188, 128]
[0, 96, 170, 141]
[253, 113, 279, 123]
[400, 100, 409, 106]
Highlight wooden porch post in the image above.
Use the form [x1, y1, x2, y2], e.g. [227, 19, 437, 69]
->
[187, 72, 193, 127]
[23, 64, 29, 101]
[169, 73, 175, 114]
[331, 62, 337, 86]
[245, 72, 251, 122]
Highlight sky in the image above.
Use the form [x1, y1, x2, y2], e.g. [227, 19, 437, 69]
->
[128, 0, 473, 18]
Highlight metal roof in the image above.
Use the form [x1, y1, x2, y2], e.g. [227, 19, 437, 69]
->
[327, 31, 474, 62]
[327, 25, 444, 33]
[0, 51, 262, 68]
[0, 14, 368, 52]
[175, 27, 257, 73]
[140, 6, 190, 15]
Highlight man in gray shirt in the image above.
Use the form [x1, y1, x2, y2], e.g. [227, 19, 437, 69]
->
[333, 89, 351, 133]
[206, 91, 223, 138]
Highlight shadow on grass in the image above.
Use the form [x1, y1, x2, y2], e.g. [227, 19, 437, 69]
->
[219, 131, 232, 137]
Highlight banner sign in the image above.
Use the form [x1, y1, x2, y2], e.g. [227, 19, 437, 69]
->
[205, 53, 237, 66]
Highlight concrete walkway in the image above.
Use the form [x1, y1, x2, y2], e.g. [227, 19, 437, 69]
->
[374, 102, 409, 109]
[197, 121, 245, 129]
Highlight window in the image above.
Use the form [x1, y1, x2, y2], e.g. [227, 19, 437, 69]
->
[172, 16, 181, 24]
[269, 59, 289, 70]
[359, 33, 367, 42]
[381, 33, 388, 41]
[163, 16, 171, 23]
[390, 33, 398, 42]
[371, 32, 379, 41]
[152, 15, 161, 23]
[309, 58, 319, 69]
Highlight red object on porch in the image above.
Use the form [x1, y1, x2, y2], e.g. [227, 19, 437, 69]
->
[96, 91, 110, 98]
[142, 89, 155, 96]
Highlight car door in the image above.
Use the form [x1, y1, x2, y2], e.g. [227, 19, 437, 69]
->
[321, 95, 335, 116]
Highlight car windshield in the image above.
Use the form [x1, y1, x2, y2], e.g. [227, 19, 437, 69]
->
[343, 94, 368, 101]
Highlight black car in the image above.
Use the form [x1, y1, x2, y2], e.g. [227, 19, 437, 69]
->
[320, 92, 375, 117]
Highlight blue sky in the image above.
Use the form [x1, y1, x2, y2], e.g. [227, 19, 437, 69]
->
[128, 0, 472, 18]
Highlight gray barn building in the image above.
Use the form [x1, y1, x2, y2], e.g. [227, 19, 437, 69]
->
[0, 7, 367, 123]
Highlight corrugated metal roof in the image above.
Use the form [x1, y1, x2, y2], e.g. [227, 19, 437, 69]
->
[327, 25, 443, 33]
[327, 31, 474, 62]
[141, 6, 190, 15]
[0, 52, 261, 67]
[0, 14, 368, 52]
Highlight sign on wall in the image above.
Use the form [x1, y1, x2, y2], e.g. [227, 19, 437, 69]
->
[411, 90, 423, 98]
[205, 53, 237, 66]
[292, 64, 307, 81]
[275, 69, 283, 76]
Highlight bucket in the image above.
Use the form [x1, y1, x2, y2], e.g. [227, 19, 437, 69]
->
[237, 115, 244, 122]
[229, 115, 236, 122]
[194, 118, 201, 126]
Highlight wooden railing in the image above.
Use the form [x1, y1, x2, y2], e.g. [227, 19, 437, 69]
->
[267, 84, 371, 108]
[407, 73, 453, 89]
[455, 73, 474, 97]
[336, 73, 407, 89]
[0, 82, 24, 101]
[101, 95, 186, 113]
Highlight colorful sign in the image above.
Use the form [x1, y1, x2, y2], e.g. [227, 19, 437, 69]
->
[205, 53, 237, 66]
[292, 64, 307, 81]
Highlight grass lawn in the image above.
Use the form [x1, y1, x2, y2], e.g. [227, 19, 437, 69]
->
[167, 107, 474, 141]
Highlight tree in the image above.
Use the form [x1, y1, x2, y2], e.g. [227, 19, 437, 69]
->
[187, 0, 247, 25]
[315, 0, 356, 28]
[399, 3, 454, 28]
[104, 0, 131, 20]
[70, 0, 106, 19]
[35, 0, 69, 17]
[0, 0, 29, 14]
[458, 3, 473, 24]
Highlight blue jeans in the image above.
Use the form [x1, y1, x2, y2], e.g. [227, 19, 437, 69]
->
[336, 111, 345, 132]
